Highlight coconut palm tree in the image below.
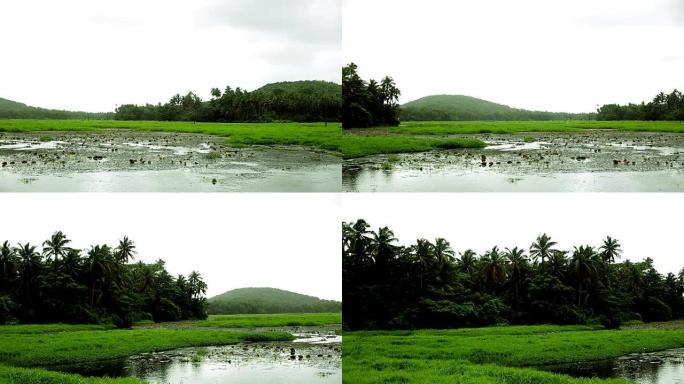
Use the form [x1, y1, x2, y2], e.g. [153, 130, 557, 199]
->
[433, 238, 455, 288]
[42, 231, 71, 263]
[370, 226, 398, 267]
[570, 245, 599, 307]
[481, 246, 507, 289]
[599, 236, 622, 264]
[547, 250, 568, 279]
[115, 236, 136, 264]
[457, 249, 478, 276]
[530, 234, 557, 267]
[85, 245, 113, 306]
[188, 271, 207, 299]
[16, 243, 42, 305]
[505, 247, 529, 306]
[413, 239, 434, 290]
[0, 241, 17, 290]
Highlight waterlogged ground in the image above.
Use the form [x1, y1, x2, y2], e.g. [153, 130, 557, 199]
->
[56, 331, 341, 384]
[343, 131, 684, 191]
[549, 348, 684, 384]
[0, 131, 340, 191]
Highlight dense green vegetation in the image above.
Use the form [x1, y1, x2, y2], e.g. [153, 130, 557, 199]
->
[0, 98, 112, 120]
[344, 324, 684, 384]
[343, 219, 684, 330]
[207, 287, 341, 314]
[597, 89, 684, 121]
[400, 95, 595, 121]
[342, 63, 401, 128]
[0, 232, 207, 327]
[0, 119, 341, 152]
[114, 80, 340, 123]
[192, 313, 342, 328]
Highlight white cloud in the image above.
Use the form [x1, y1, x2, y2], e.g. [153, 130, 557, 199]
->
[0, 0, 341, 112]
[343, 0, 684, 112]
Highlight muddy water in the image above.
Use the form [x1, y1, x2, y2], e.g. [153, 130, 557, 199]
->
[0, 131, 340, 192]
[547, 348, 684, 383]
[343, 131, 684, 192]
[55, 334, 341, 384]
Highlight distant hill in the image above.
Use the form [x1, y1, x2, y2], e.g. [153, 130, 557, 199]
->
[0, 97, 112, 119]
[400, 95, 594, 121]
[254, 80, 341, 99]
[207, 287, 341, 315]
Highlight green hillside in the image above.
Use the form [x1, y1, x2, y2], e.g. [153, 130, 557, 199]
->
[400, 94, 594, 121]
[254, 80, 341, 98]
[207, 287, 341, 315]
[0, 97, 112, 119]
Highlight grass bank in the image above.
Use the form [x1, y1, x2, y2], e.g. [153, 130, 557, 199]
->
[341, 135, 486, 159]
[344, 324, 684, 383]
[0, 365, 143, 384]
[391, 120, 684, 135]
[0, 326, 292, 367]
[0, 119, 341, 153]
[191, 312, 342, 328]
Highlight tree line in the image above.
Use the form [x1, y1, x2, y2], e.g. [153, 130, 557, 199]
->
[342, 63, 401, 128]
[343, 219, 684, 330]
[597, 89, 684, 121]
[114, 81, 340, 123]
[0, 232, 207, 328]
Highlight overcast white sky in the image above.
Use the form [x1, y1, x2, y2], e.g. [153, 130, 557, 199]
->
[344, 193, 684, 276]
[343, 0, 684, 112]
[0, 0, 341, 112]
[0, 193, 342, 301]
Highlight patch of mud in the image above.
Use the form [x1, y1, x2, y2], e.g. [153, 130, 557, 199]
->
[343, 131, 684, 192]
[0, 131, 340, 191]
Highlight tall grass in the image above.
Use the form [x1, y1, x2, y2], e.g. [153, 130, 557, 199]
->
[193, 312, 342, 328]
[0, 365, 143, 384]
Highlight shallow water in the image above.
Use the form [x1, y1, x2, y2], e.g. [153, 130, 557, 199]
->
[548, 348, 684, 383]
[343, 131, 684, 192]
[55, 337, 341, 384]
[0, 131, 340, 192]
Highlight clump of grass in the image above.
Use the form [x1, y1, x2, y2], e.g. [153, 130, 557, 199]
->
[205, 151, 222, 160]
[39, 136, 52, 142]
[381, 161, 393, 171]
[195, 347, 209, 356]
[387, 155, 401, 163]
[523, 136, 536, 143]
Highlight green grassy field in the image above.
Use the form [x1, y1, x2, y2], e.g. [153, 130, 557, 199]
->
[342, 120, 684, 158]
[191, 312, 342, 328]
[0, 312, 342, 384]
[0, 119, 341, 153]
[343, 324, 684, 384]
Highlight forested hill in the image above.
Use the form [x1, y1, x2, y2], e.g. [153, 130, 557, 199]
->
[400, 95, 594, 121]
[0, 97, 112, 119]
[207, 287, 342, 314]
[114, 80, 341, 123]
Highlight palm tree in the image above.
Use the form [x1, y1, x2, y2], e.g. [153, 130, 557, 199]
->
[570, 245, 599, 307]
[188, 271, 207, 299]
[413, 239, 434, 290]
[343, 220, 371, 264]
[530, 234, 557, 267]
[599, 236, 622, 264]
[457, 249, 478, 277]
[547, 250, 568, 279]
[433, 238, 455, 288]
[505, 247, 529, 306]
[115, 236, 136, 264]
[42, 231, 71, 263]
[481, 246, 507, 289]
[85, 245, 113, 306]
[370, 227, 398, 267]
[0, 241, 17, 290]
[16, 242, 42, 305]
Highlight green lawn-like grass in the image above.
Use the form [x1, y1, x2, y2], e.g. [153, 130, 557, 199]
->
[344, 324, 684, 384]
[342, 120, 684, 158]
[0, 119, 341, 153]
[0, 365, 144, 384]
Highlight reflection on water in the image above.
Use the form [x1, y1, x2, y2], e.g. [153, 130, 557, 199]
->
[343, 167, 684, 192]
[548, 348, 684, 384]
[57, 341, 341, 384]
